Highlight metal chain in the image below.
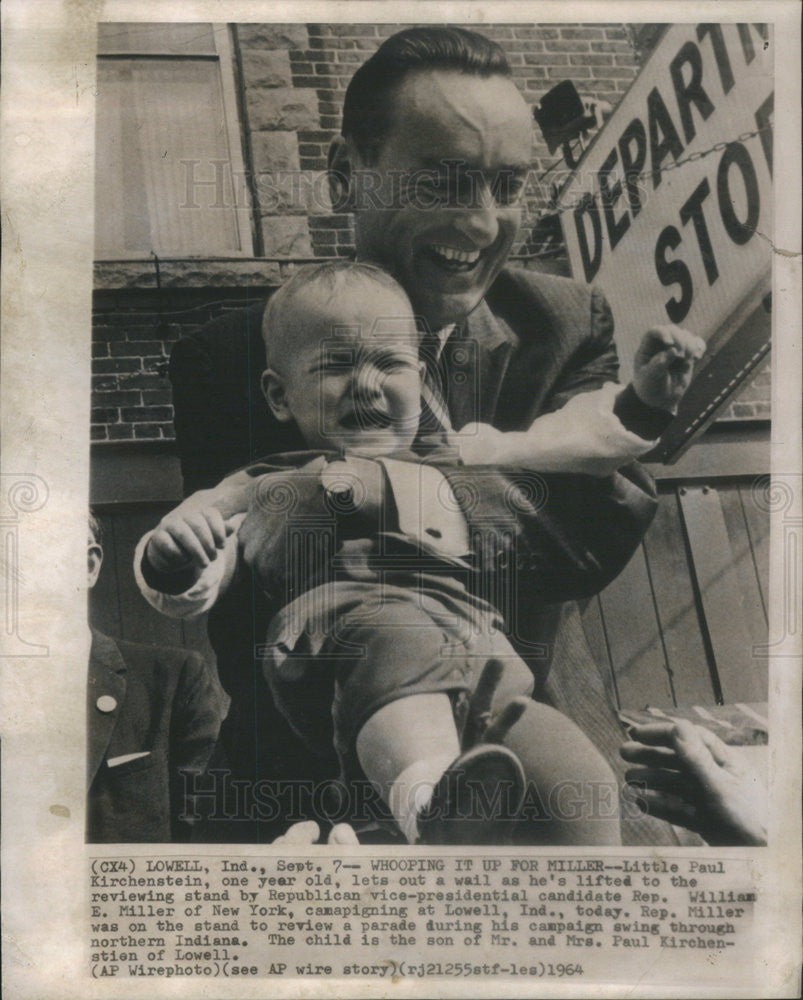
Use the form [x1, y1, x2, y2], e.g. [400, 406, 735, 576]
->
[542, 126, 772, 222]
[652, 129, 765, 176]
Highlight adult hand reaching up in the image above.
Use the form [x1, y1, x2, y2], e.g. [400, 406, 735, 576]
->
[621, 719, 767, 846]
[271, 821, 360, 846]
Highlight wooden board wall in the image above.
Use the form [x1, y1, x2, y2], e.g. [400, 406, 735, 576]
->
[579, 482, 769, 710]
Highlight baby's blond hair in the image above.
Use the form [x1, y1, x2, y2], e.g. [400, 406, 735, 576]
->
[262, 261, 414, 370]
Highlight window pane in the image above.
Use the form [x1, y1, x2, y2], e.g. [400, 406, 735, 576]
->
[97, 23, 216, 55]
[95, 58, 245, 256]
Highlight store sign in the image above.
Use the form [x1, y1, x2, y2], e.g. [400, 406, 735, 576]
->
[560, 23, 772, 457]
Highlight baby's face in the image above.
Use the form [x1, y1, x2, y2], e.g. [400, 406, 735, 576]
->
[276, 286, 423, 457]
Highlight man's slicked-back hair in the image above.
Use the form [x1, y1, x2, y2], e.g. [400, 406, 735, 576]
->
[341, 26, 512, 163]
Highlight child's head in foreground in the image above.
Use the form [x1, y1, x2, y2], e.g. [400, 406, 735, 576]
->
[261, 261, 424, 457]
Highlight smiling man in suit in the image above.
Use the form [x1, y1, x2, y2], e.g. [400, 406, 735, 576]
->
[87, 513, 225, 842]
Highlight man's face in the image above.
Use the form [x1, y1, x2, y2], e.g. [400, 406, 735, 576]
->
[349, 70, 533, 329]
[265, 285, 423, 458]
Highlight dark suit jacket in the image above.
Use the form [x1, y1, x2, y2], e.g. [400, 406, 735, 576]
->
[166, 267, 658, 836]
[87, 630, 224, 843]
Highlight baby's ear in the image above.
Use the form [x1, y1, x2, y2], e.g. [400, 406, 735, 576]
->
[261, 369, 292, 422]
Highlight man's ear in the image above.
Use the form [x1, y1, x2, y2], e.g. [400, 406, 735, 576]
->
[87, 543, 103, 590]
[261, 369, 293, 423]
[327, 136, 353, 213]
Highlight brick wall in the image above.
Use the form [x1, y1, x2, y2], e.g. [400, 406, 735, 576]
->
[721, 360, 771, 421]
[92, 317, 173, 441]
[91, 287, 278, 442]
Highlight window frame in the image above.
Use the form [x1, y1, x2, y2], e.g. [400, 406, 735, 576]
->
[94, 22, 255, 262]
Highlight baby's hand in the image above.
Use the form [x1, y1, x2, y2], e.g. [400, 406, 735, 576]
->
[632, 326, 706, 413]
[146, 491, 234, 575]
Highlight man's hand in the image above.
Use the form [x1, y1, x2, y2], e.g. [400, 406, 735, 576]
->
[620, 720, 767, 846]
[146, 491, 234, 575]
[271, 821, 360, 845]
[447, 384, 656, 475]
[632, 326, 706, 413]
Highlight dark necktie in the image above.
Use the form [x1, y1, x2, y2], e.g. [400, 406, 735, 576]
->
[417, 328, 453, 446]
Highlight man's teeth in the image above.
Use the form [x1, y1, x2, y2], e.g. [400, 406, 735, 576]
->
[431, 244, 481, 264]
